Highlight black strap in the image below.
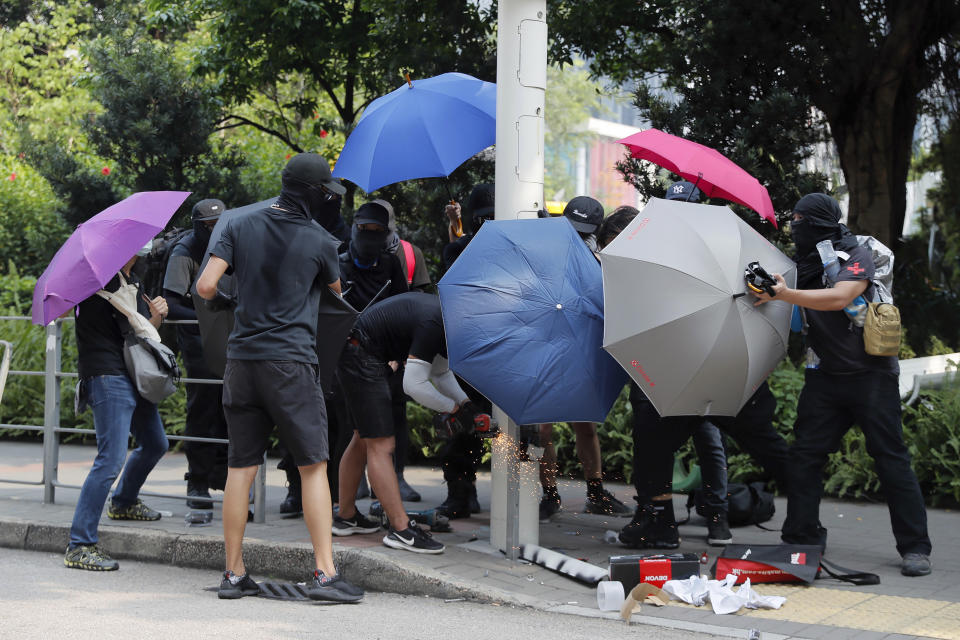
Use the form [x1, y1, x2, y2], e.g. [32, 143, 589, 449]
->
[818, 557, 880, 585]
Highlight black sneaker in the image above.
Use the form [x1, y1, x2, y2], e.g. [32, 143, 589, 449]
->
[332, 510, 381, 536]
[279, 489, 302, 516]
[397, 475, 422, 502]
[901, 553, 932, 577]
[585, 488, 632, 516]
[618, 499, 680, 549]
[307, 570, 364, 602]
[218, 570, 260, 599]
[187, 483, 214, 510]
[107, 499, 161, 521]
[539, 493, 561, 522]
[706, 512, 733, 546]
[64, 544, 119, 571]
[383, 520, 445, 554]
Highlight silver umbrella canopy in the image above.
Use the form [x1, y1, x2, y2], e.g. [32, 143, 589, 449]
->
[600, 198, 796, 416]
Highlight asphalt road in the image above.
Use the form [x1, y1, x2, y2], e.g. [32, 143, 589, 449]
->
[0, 548, 726, 640]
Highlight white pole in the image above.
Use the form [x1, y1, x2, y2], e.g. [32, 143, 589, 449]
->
[490, 0, 547, 558]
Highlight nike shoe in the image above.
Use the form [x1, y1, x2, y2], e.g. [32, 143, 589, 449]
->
[218, 570, 260, 599]
[382, 520, 445, 554]
[332, 510, 381, 536]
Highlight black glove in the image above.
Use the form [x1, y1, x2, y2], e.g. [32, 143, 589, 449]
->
[432, 411, 457, 440]
[452, 401, 499, 438]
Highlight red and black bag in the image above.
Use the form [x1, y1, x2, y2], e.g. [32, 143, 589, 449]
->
[714, 544, 879, 586]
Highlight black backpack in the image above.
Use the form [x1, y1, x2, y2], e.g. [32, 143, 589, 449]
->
[687, 481, 776, 527]
[139, 227, 191, 299]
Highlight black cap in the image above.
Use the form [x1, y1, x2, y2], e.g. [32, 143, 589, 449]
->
[371, 199, 397, 231]
[282, 153, 346, 195]
[192, 198, 225, 222]
[467, 183, 495, 218]
[665, 181, 701, 202]
[354, 202, 390, 227]
[562, 195, 604, 233]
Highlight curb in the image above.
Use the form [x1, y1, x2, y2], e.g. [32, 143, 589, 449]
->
[0, 517, 528, 605]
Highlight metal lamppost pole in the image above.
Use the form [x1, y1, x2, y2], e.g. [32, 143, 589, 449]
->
[490, 0, 547, 560]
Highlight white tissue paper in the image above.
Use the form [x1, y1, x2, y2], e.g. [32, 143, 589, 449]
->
[661, 575, 787, 615]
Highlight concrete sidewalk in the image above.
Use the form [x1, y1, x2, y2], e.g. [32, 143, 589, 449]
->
[0, 441, 957, 639]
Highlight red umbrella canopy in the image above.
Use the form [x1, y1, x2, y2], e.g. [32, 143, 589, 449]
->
[617, 128, 777, 227]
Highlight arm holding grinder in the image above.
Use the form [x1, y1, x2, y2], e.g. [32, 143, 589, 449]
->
[405, 355, 500, 439]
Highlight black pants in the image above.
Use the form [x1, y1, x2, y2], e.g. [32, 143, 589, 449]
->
[439, 376, 489, 484]
[630, 381, 790, 507]
[179, 328, 227, 490]
[781, 369, 931, 556]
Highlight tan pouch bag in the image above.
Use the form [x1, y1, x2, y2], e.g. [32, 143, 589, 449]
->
[863, 302, 901, 356]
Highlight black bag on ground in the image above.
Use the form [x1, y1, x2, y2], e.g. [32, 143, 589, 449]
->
[688, 481, 775, 527]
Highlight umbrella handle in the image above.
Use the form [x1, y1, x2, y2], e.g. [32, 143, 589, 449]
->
[405, 72, 413, 88]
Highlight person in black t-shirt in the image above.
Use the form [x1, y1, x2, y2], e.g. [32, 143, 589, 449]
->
[163, 198, 229, 509]
[335, 293, 482, 554]
[331, 201, 413, 504]
[65, 246, 170, 572]
[753, 193, 932, 578]
[198, 152, 363, 602]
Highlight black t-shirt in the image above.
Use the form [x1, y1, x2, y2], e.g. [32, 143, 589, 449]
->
[805, 245, 899, 374]
[339, 250, 408, 311]
[356, 292, 447, 363]
[75, 272, 151, 378]
[212, 206, 341, 364]
[442, 235, 472, 273]
[162, 242, 198, 299]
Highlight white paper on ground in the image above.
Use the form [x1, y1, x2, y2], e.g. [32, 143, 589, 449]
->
[661, 575, 787, 615]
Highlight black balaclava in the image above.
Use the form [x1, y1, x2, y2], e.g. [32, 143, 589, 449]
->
[183, 198, 224, 264]
[275, 153, 348, 240]
[791, 193, 860, 289]
[349, 224, 390, 268]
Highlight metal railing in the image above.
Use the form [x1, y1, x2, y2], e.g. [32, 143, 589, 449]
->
[0, 316, 268, 523]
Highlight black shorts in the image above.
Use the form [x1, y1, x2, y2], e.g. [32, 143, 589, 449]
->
[337, 342, 394, 439]
[222, 359, 329, 467]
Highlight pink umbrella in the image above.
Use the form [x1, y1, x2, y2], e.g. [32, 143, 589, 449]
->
[32, 191, 191, 325]
[617, 128, 778, 227]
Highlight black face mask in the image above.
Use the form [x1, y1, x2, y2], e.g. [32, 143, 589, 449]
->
[350, 226, 389, 267]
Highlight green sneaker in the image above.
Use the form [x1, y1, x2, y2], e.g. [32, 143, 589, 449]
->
[64, 545, 119, 571]
[107, 499, 161, 521]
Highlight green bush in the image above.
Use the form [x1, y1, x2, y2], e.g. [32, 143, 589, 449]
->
[0, 157, 70, 277]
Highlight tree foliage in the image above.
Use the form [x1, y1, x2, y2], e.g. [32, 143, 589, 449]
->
[549, 0, 960, 245]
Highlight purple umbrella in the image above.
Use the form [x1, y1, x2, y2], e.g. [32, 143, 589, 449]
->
[32, 191, 191, 325]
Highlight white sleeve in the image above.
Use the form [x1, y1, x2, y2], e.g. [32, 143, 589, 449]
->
[429, 356, 470, 406]
[403, 358, 457, 413]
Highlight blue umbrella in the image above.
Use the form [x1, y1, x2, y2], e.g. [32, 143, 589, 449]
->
[438, 218, 628, 425]
[332, 73, 496, 192]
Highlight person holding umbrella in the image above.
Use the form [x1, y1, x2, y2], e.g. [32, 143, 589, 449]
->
[597, 200, 790, 549]
[538, 196, 632, 522]
[442, 183, 496, 271]
[197, 152, 363, 602]
[65, 242, 171, 571]
[752, 193, 932, 577]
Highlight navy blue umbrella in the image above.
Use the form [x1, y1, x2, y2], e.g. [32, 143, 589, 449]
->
[332, 73, 495, 192]
[438, 218, 627, 425]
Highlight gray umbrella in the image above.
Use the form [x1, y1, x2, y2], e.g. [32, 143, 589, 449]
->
[192, 197, 357, 390]
[600, 198, 796, 417]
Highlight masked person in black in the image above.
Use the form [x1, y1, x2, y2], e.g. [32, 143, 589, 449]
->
[197, 152, 362, 602]
[442, 183, 496, 271]
[163, 199, 229, 509]
[335, 292, 484, 553]
[537, 196, 632, 521]
[599, 204, 790, 549]
[753, 193, 932, 577]
[331, 201, 414, 504]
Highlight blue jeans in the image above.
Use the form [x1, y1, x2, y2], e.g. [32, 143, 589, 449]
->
[68, 375, 168, 548]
